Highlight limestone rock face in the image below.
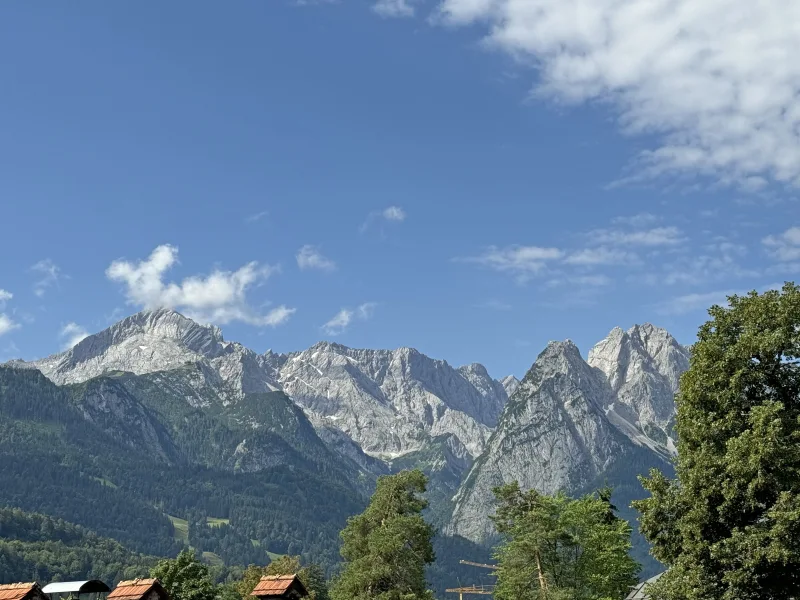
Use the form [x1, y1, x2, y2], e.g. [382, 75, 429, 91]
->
[23, 310, 509, 462]
[276, 343, 507, 459]
[31, 309, 281, 401]
[587, 323, 689, 456]
[448, 325, 689, 543]
[448, 341, 627, 541]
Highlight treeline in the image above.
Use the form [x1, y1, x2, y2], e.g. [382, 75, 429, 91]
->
[0, 507, 155, 584]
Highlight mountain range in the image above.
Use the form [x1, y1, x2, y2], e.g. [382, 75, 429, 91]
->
[1, 308, 690, 584]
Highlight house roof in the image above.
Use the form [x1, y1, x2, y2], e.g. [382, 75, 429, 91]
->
[0, 583, 43, 600]
[250, 575, 307, 598]
[625, 572, 665, 600]
[108, 580, 165, 600]
[42, 582, 110, 595]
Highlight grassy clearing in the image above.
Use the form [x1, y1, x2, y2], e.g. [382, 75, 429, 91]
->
[206, 517, 230, 527]
[267, 551, 283, 561]
[202, 551, 225, 566]
[167, 514, 189, 543]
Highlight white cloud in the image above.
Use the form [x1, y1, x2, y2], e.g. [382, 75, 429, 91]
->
[464, 245, 564, 278]
[245, 210, 268, 224]
[361, 206, 407, 232]
[373, 0, 416, 17]
[612, 213, 660, 228]
[0, 289, 11, 308]
[322, 302, 377, 336]
[763, 226, 800, 261]
[322, 309, 352, 336]
[106, 244, 295, 327]
[656, 290, 738, 316]
[436, 0, 800, 190]
[564, 247, 638, 266]
[546, 274, 612, 288]
[0, 314, 19, 337]
[383, 206, 406, 221]
[60, 322, 89, 350]
[657, 283, 783, 315]
[31, 259, 63, 297]
[357, 302, 377, 319]
[588, 226, 685, 247]
[296, 245, 337, 271]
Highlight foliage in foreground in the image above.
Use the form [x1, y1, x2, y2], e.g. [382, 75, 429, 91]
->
[491, 483, 639, 600]
[331, 470, 435, 600]
[152, 549, 218, 600]
[635, 283, 800, 600]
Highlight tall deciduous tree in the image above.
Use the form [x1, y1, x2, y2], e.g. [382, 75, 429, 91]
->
[151, 549, 216, 600]
[330, 470, 435, 600]
[491, 483, 639, 600]
[635, 283, 800, 600]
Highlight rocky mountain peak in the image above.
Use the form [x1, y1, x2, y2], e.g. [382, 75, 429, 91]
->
[587, 324, 689, 457]
[27, 308, 232, 386]
[500, 375, 520, 397]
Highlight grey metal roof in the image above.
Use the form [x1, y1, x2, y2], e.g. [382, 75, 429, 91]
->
[624, 572, 664, 600]
[42, 582, 110, 595]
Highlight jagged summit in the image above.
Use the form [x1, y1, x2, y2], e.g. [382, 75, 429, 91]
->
[449, 324, 689, 543]
[16, 308, 510, 464]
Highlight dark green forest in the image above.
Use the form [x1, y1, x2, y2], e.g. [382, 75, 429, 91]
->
[0, 365, 494, 596]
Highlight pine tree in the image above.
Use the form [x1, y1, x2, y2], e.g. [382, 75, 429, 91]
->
[634, 283, 800, 600]
[492, 483, 639, 600]
[330, 470, 435, 600]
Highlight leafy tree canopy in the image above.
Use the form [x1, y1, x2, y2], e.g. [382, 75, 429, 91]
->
[491, 482, 639, 600]
[635, 283, 800, 600]
[331, 469, 435, 600]
[151, 549, 217, 600]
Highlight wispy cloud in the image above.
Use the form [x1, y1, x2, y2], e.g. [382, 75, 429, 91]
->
[60, 322, 89, 350]
[587, 226, 685, 247]
[656, 290, 739, 316]
[373, 0, 416, 17]
[763, 226, 800, 262]
[473, 299, 512, 311]
[296, 245, 337, 272]
[31, 259, 64, 297]
[436, 0, 800, 191]
[0, 289, 11, 308]
[657, 283, 783, 316]
[0, 313, 19, 337]
[106, 244, 295, 327]
[462, 245, 564, 280]
[360, 206, 407, 233]
[612, 213, 661, 228]
[322, 302, 376, 336]
[564, 247, 638, 266]
[245, 210, 268, 224]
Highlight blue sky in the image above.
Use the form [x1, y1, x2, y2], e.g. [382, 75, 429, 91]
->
[1, 0, 798, 378]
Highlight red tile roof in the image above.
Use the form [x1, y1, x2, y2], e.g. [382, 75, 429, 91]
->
[250, 575, 306, 598]
[108, 579, 166, 600]
[0, 583, 42, 600]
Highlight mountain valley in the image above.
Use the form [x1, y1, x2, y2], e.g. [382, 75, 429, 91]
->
[1, 309, 689, 585]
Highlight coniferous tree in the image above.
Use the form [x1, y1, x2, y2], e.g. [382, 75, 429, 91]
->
[635, 283, 800, 600]
[331, 470, 435, 600]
